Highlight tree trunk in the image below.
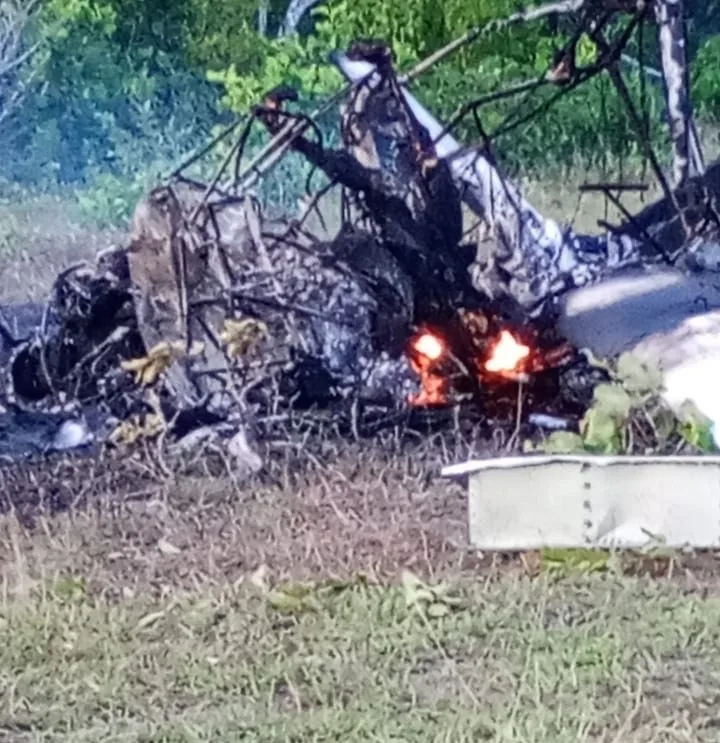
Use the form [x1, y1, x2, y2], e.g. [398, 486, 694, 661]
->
[654, 0, 696, 186]
[278, 0, 323, 37]
[257, 0, 269, 36]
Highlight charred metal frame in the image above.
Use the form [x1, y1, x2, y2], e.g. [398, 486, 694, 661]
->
[2, 0, 708, 432]
[159, 0, 704, 258]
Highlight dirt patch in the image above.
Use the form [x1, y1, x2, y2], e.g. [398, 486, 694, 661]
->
[2, 434, 720, 603]
[0, 436, 484, 594]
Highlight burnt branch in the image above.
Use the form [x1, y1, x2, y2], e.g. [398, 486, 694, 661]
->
[480, 10, 639, 145]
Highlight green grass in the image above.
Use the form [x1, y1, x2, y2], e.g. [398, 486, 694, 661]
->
[2, 573, 720, 742]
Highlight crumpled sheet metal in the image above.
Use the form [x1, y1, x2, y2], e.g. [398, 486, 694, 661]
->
[333, 53, 643, 316]
[442, 455, 720, 550]
[555, 264, 720, 440]
[127, 179, 420, 411]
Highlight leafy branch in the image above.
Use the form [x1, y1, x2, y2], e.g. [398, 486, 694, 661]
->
[528, 351, 715, 455]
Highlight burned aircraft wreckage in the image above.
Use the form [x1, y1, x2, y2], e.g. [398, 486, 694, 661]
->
[1, 0, 719, 465]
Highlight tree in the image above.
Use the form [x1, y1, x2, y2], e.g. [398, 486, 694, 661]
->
[278, 0, 324, 36]
[0, 0, 41, 131]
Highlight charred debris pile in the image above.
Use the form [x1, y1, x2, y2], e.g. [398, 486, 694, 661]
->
[0, 0, 718, 467]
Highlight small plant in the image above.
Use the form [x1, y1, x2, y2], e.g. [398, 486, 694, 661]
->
[75, 165, 165, 229]
[527, 351, 716, 455]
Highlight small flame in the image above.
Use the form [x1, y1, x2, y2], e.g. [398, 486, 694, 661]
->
[485, 330, 530, 374]
[408, 330, 448, 406]
[413, 332, 444, 361]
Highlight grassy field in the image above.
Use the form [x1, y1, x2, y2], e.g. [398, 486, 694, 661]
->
[4, 567, 720, 742]
[0, 194, 122, 303]
[1, 435, 720, 742]
[2, 164, 720, 742]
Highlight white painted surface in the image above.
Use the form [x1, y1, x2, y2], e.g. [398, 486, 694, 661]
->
[556, 266, 720, 443]
[442, 455, 720, 550]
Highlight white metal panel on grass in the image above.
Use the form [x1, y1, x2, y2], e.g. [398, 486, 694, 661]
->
[441, 455, 720, 550]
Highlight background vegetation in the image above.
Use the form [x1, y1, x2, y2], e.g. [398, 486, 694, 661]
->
[2, 0, 720, 226]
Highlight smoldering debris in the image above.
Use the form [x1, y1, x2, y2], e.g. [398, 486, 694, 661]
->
[2, 6, 720, 476]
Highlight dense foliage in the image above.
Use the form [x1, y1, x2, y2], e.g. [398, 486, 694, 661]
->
[2, 0, 720, 225]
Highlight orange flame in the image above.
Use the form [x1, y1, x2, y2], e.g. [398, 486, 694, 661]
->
[485, 330, 530, 374]
[413, 332, 444, 361]
[408, 331, 448, 406]
[407, 325, 535, 407]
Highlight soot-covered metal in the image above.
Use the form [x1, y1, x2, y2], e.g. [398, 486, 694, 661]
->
[1, 19, 718, 466]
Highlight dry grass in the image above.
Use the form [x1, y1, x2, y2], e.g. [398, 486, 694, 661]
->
[0, 441, 478, 585]
[522, 174, 657, 236]
[2, 449, 720, 742]
[0, 194, 122, 303]
[2, 446, 720, 742]
[2, 169, 720, 741]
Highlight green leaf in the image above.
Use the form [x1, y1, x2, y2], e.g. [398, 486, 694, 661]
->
[581, 407, 621, 454]
[592, 383, 632, 422]
[672, 401, 716, 452]
[538, 431, 587, 454]
[273, 581, 314, 598]
[401, 570, 463, 616]
[680, 418, 716, 452]
[576, 34, 598, 66]
[49, 575, 87, 603]
[616, 352, 663, 394]
[266, 576, 365, 614]
[540, 548, 610, 574]
[267, 589, 320, 614]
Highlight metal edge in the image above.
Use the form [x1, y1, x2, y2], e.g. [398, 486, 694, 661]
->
[440, 454, 720, 478]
